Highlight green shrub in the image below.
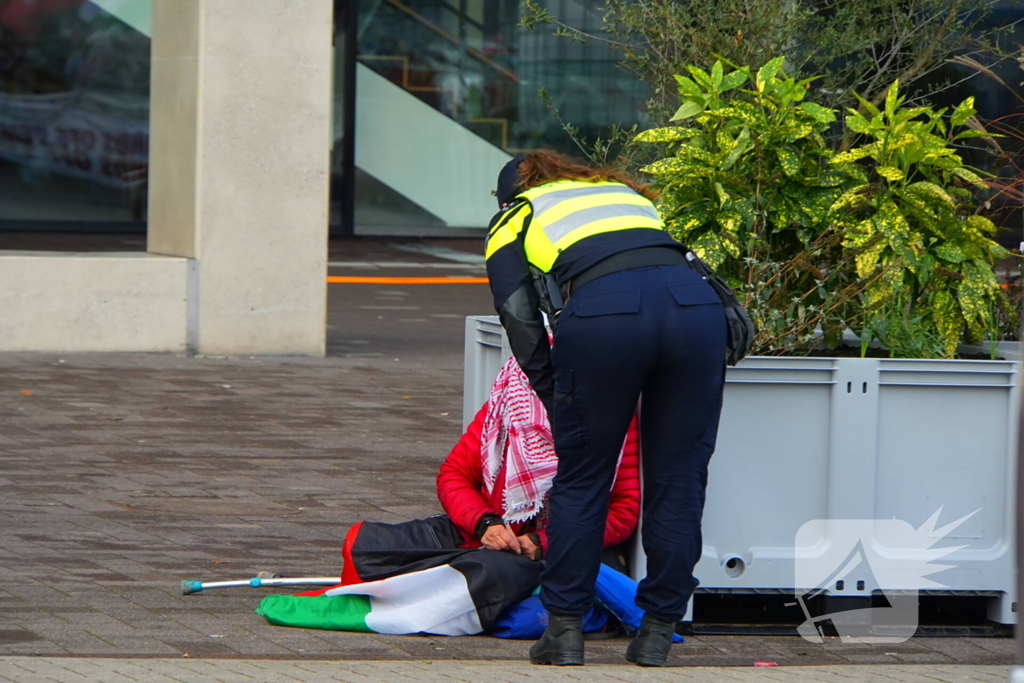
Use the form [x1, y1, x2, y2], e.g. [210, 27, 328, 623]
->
[637, 59, 1013, 358]
[829, 83, 1012, 357]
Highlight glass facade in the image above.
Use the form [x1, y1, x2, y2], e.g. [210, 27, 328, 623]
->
[331, 0, 652, 234]
[2, 1, 1022, 239]
[0, 0, 151, 232]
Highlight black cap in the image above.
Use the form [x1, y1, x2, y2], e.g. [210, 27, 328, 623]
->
[496, 155, 526, 207]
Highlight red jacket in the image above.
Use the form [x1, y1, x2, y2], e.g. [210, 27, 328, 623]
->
[436, 404, 641, 553]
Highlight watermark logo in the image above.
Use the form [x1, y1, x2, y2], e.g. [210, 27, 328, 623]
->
[791, 508, 977, 643]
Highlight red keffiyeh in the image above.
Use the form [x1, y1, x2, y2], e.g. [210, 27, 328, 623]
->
[481, 357, 626, 524]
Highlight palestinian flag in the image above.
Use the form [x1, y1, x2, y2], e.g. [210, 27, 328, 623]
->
[257, 548, 543, 636]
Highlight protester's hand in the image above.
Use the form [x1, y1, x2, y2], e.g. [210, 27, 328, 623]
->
[517, 534, 542, 561]
[481, 524, 521, 554]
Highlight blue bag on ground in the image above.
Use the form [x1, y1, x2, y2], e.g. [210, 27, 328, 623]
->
[591, 564, 683, 643]
[488, 594, 608, 639]
[489, 565, 683, 642]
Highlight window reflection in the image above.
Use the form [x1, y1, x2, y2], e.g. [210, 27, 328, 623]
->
[0, 0, 150, 230]
[341, 0, 652, 234]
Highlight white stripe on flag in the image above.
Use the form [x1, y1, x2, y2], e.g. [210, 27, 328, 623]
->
[324, 565, 483, 636]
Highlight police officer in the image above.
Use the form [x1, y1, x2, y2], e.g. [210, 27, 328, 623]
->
[485, 151, 728, 667]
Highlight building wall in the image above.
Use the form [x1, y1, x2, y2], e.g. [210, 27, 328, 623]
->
[0, 0, 333, 355]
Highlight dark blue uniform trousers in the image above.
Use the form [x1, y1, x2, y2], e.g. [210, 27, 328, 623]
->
[541, 265, 727, 622]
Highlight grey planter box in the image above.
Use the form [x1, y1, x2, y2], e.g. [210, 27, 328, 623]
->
[463, 316, 1019, 624]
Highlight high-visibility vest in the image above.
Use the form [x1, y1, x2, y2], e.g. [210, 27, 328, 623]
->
[515, 180, 665, 273]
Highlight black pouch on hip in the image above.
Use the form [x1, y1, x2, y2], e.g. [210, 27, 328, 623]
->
[684, 251, 756, 365]
[530, 266, 565, 327]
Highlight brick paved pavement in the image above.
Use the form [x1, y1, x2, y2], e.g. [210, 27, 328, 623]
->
[0, 240, 1016, 677]
[0, 659, 1014, 682]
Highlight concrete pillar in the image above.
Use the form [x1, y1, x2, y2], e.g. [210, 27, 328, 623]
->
[148, 0, 332, 356]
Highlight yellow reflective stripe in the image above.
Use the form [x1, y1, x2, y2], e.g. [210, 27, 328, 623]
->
[552, 218, 664, 253]
[527, 222, 665, 273]
[524, 218, 558, 271]
[484, 203, 530, 259]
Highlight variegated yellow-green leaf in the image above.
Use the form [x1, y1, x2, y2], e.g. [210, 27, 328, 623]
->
[673, 202, 716, 233]
[922, 155, 961, 172]
[772, 200, 794, 229]
[829, 162, 868, 185]
[720, 69, 749, 92]
[633, 127, 699, 143]
[885, 133, 919, 152]
[799, 101, 836, 124]
[951, 96, 976, 128]
[844, 114, 874, 135]
[776, 149, 800, 177]
[640, 157, 690, 176]
[931, 288, 962, 358]
[876, 166, 904, 181]
[710, 60, 724, 86]
[904, 181, 954, 207]
[853, 90, 882, 117]
[855, 240, 886, 278]
[679, 146, 717, 164]
[965, 215, 998, 234]
[755, 56, 785, 91]
[672, 214, 706, 234]
[786, 122, 815, 142]
[707, 106, 760, 125]
[832, 148, 874, 164]
[863, 268, 902, 308]
[954, 129, 998, 141]
[829, 185, 870, 215]
[726, 198, 756, 230]
[716, 128, 737, 153]
[674, 75, 703, 98]
[892, 190, 940, 232]
[717, 209, 744, 237]
[688, 231, 730, 269]
[957, 259, 999, 339]
[875, 201, 912, 248]
[893, 107, 930, 125]
[844, 221, 875, 250]
[950, 167, 982, 183]
[686, 65, 714, 90]
[884, 80, 901, 117]
[987, 240, 1011, 260]
[934, 243, 967, 263]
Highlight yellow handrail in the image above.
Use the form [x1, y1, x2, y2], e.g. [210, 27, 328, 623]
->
[381, 0, 521, 84]
[359, 55, 442, 93]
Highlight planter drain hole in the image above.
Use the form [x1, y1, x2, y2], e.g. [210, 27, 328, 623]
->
[724, 556, 746, 578]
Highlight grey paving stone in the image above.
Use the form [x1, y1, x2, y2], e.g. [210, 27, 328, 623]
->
[0, 255, 1015, 672]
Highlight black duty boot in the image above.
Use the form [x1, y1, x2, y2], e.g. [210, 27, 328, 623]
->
[625, 613, 676, 667]
[529, 614, 584, 666]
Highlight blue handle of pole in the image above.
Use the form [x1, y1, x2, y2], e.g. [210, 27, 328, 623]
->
[181, 580, 204, 595]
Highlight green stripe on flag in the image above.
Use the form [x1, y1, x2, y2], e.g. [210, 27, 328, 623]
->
[256, 594, 374, 632]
